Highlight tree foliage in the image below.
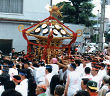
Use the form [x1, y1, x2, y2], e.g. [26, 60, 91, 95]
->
[56, 0, 96, 27]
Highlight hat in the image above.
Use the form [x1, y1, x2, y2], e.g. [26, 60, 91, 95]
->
[2, 68, 9, 72]
[87, 81, 98, 90]
[70, 63, 76, 69]
[24, 61, 30, 65]
[38, 61, 45, 66]
[19, 72, 27, 76]
[19, 69, 27, 77]
[37, 84, 47, 91]
[95, 64, 101, 68]
[13, 75, 21, 83]
[103, 60, 110, 65]
[46, 65, 52, 69]
[51, 58, 57, 64]
[92, 67, 99, 71]
[107, 67, 110, 70]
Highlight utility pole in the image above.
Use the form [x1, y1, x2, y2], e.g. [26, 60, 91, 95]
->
[99, 0, 105, 51]
[96, 10, 99, 44]
[50, 0, 52, 6]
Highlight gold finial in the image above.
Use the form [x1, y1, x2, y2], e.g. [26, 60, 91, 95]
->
[18, 25, 24, 32]
[76, 29, 83, 37]
[49, 5, 64, 17]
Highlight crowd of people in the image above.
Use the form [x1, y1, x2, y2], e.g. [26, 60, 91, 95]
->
[0, 48, 110, 96]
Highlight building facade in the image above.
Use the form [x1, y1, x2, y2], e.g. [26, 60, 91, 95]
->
[0, 0, 50, 54]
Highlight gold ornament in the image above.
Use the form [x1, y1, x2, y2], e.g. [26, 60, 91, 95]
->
[18, 25, 24, 32]
[49, 5, 64, 17]
[76, 29, 83, 37]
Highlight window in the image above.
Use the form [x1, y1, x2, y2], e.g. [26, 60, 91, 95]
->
[0, 39, 12, 54]
[0, 0, 23, 14]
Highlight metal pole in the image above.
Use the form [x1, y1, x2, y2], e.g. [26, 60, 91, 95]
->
[96, 10, 99, 44]
[99, 0, 105, 51]
[50, 0, 52, 6]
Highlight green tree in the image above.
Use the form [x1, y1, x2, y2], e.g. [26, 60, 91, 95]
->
[56, 0, 96, 27]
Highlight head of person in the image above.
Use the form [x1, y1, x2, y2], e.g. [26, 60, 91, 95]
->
[85, 67, 91, 74]
[91, 67, 99, 76]
[38, 61, 45, 66]
[105, 47, 108, 49]
[107, 65, 110, 73]
[19, 69, 27, 80]
[108, 79, 110, 90]
[0, 75, 10, 86]
[107, 68, 110, 76]
[87, 81, 98, 92]
[50, 58, 58, 64]
[1, 89, 22, 96]
[81, 78, 89, 91]
[100, 63, 106, 70]
[12, 75, 21, 85]
[50, 75, 60, 95]
[75, 60, 81, 67]
[82, 58, 88, 64]
[28, 78, 37, 96]
[54, 85, 65, 96]
[23, 62, 30, 69]
[91, 62, 97, 67]
[45, 65, 52, 74]
[74, 90, 90, 96]
[99, 58, 104, 62]
[36, 85, 47, 95]
[8, 63, 14, 68]
[11, 48, 15, 53]
[87, 57, 92, 62]
[68, 63, 76, 71]
[4, 81, 15, 91]
[102, 75, 110, 84]
[107, 49, 110, 55]
[1, 67, 9, 74]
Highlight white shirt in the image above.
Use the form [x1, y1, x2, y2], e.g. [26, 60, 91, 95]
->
[59, 69, 66, 81]
[86, 62, 92, 69]
[91, 74, 102, 89]
[98, 84, 109, 96]
[106, 92, 110, 96]
[78, 64, 86, 77]
[45, 73, 53, 96]
[0, 85, 4, 96]
[0, 70, 2, 75]
[82, 74, 93, 80]
[76, 65, 84, 77]
[67, 71, 81, 96]
[15, 79, 28, 96]
[50, 64, 59, 75]
[79, 63, 92, 78]
[45, 73, 53, 85]
[9, 68, 18, 80]
[98, 69, 107, 80]
[32, 66, 45, 84]
[103, 49, 107, 55]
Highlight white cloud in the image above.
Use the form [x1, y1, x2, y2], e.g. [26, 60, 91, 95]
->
[92, 0, 101, 15]
[52, 0, 69, 5]
[105, 5, 110, 19]
[92, 0, 110, 20]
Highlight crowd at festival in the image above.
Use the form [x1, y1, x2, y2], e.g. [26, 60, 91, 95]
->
[0, 47, 110, 96]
